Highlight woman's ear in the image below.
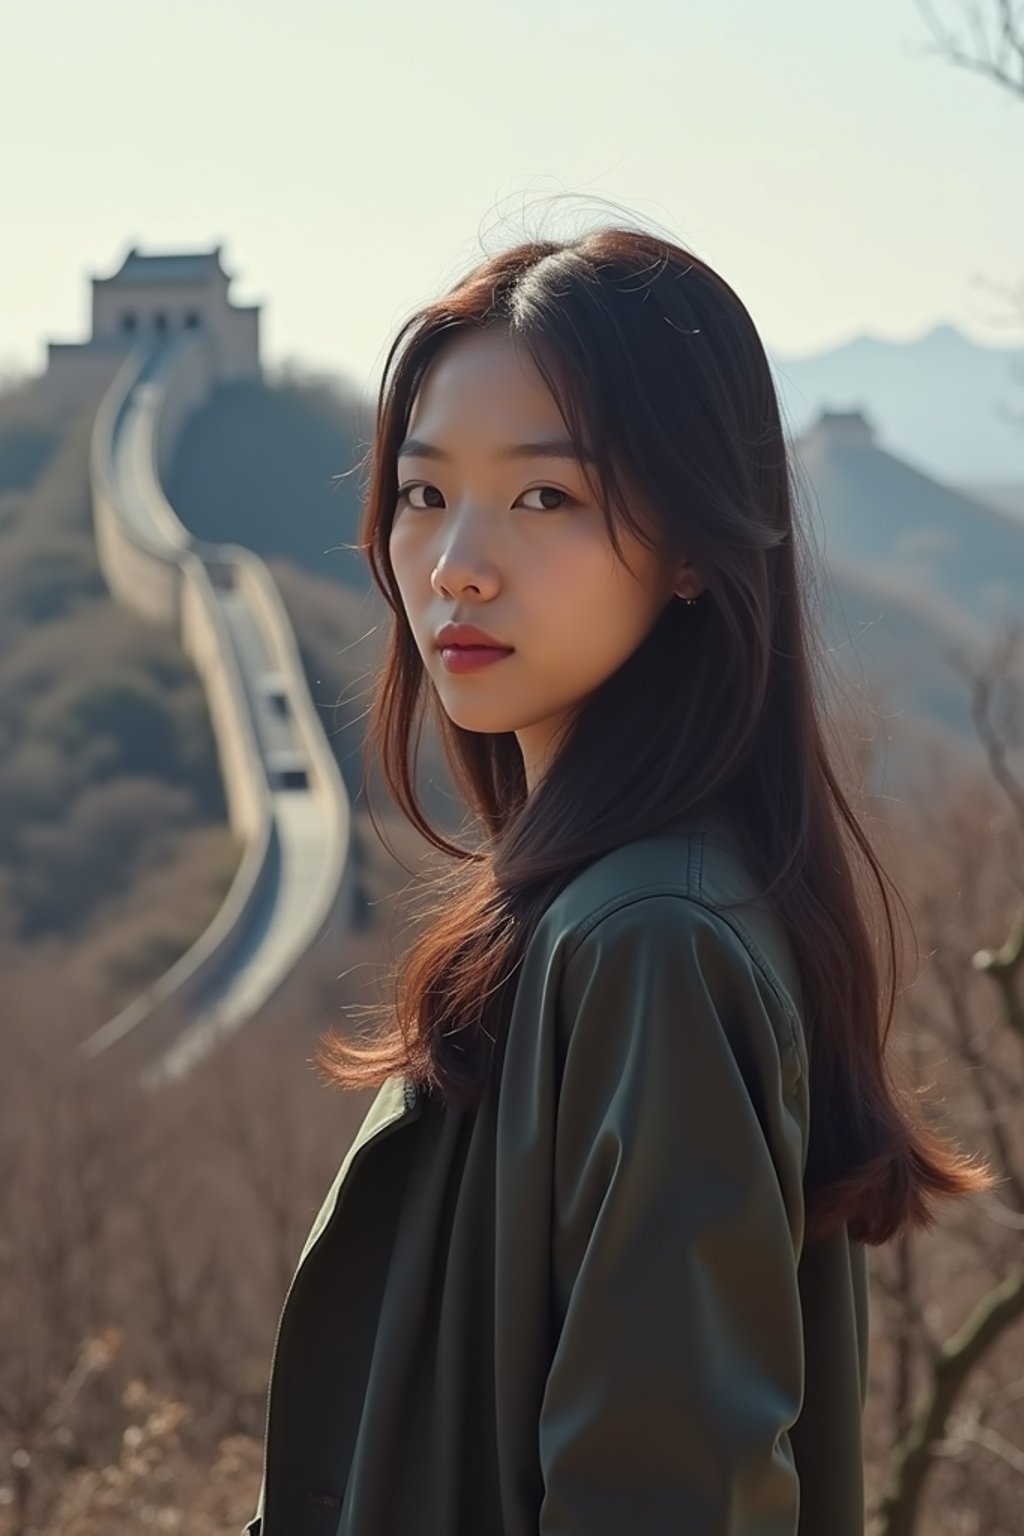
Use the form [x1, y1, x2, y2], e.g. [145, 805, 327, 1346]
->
[672, 559, 705, 602]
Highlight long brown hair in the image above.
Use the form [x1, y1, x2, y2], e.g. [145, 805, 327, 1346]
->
[318, 219, 991, 1245]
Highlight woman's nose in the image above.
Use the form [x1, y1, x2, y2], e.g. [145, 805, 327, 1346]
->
[431, 536, 500, 600]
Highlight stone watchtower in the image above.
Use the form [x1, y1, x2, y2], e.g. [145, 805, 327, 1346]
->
[43, 243, 261, 409]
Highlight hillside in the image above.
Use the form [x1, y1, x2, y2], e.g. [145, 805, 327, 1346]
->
[794, 411, 1024, 626]
[771, 321, 1024, 487]
[165, 372, 375, 592]
[0, 380, 240, 1011]
[821, 556, 990, 735]
[2, 367, 994, 1006]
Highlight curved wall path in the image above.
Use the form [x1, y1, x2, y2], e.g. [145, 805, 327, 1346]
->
[81, 335, 354, 1087]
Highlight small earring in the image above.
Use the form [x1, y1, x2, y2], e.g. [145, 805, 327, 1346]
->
[675, 592, 697, 606]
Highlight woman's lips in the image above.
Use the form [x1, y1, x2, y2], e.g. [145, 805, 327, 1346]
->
[439, 645, 514, 674]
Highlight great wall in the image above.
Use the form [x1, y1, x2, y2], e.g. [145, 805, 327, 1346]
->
[43, 245, 354, 1087]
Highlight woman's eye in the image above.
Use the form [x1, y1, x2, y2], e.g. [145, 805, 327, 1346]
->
[521, 486, 574, 512]
[396, 483, 574, 512]
[396, 483, 444, 510]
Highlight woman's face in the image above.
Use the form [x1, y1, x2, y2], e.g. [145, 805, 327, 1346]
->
[388, 327, 700, 793]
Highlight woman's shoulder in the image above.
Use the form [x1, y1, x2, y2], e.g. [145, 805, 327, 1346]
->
[535, 811, 804, 1035]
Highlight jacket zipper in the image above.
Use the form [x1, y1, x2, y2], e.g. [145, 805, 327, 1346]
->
[256, 1079, 420, 1533]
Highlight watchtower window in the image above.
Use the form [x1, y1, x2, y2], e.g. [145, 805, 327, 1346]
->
[154, 312, 168, 333]
[120, 313, 137, 332]
[184, 311, 202, 329]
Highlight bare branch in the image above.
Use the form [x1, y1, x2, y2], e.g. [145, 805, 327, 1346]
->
[974, 908, 1024, 1048]
[875, 1267, 1024, 1534]
[915, 0, 1024, 102]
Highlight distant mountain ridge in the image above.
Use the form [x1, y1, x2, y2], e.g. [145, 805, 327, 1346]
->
[770, 322, 1024, 496]
[793, 409, 1024, 625]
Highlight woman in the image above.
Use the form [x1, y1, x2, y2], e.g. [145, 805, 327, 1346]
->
[245, 220, 989, 1535]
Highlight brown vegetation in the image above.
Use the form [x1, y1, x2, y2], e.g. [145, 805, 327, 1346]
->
[0, 799, 442, 1536]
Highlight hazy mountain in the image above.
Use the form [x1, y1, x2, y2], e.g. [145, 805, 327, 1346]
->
[793, 409, 1024, 629]
[820, 554, 990, 741]
[960, 481, 1024, 521]
[166, 374, 374, 592]
[770, 323, 1024, 497]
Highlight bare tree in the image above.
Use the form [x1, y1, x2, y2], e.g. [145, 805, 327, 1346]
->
[868, 624, 1024, 1535]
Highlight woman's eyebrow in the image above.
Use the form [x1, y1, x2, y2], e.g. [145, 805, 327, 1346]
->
[397, 436, 594, 464]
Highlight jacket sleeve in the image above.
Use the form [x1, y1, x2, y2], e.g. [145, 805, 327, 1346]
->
[539, 894, 808, 1536]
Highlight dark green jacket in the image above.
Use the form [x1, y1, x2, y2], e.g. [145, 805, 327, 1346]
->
[246, 814, 869, 1535]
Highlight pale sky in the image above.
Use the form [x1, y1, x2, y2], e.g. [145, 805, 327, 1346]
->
[3, 0, 1022, 401]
